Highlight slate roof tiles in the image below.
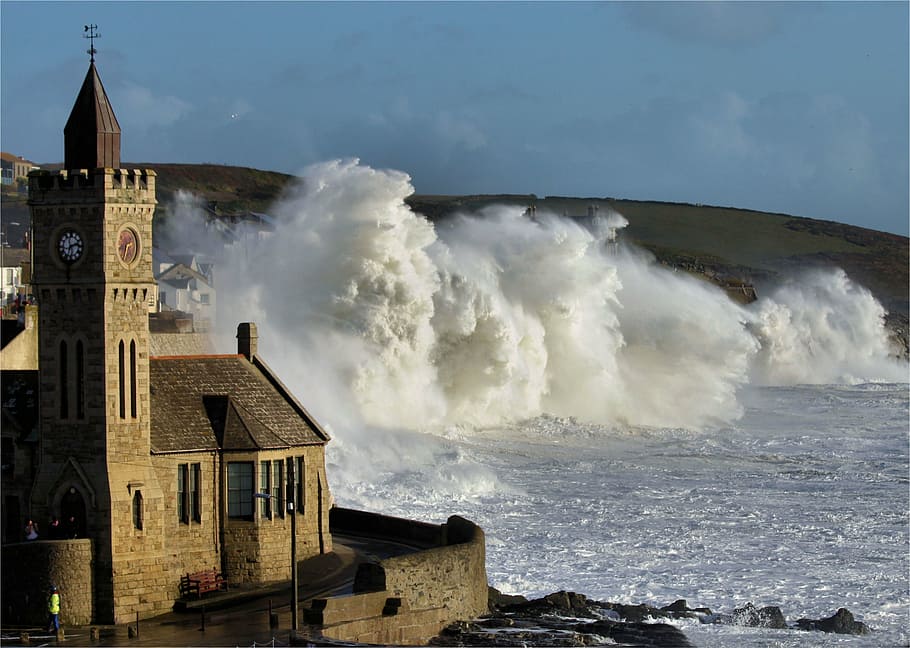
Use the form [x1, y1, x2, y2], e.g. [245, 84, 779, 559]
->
[149, 354, 329, 454]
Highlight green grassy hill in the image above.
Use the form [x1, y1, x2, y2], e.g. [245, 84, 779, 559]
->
[407, 194, 908, 320]
[3, 164, 906, 322]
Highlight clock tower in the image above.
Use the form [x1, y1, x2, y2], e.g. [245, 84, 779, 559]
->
[28, 58, 166, 623]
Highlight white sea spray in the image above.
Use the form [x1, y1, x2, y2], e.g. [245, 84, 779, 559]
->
[166, 159, 907, 646]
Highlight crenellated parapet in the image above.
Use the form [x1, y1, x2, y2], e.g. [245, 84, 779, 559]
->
[28, 168, 157, 205]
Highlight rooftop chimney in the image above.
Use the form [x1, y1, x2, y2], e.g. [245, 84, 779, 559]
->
[237, 322, 258, 360]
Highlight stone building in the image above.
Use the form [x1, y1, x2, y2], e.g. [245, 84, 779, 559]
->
[2, 58, 333, 624]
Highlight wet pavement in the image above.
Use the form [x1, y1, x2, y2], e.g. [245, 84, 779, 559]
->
[0, 534, 409, 647]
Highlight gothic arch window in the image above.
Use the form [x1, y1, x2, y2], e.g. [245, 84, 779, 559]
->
[75, 339, 85, 419]
[59, 339, 69, 419]
[118, 340, 126, 419]
[58, 336, 87, 421]
[129, 340, 137, 418]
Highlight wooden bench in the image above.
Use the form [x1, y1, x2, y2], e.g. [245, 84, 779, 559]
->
[179, 568, 228, 599]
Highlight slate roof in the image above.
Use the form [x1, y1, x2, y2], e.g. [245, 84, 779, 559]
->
[149, 354, 329, 454]
[64, 62, 121, 169]
[156, 263, 211, 287]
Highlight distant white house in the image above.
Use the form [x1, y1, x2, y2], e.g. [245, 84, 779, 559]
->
[0, 248, 28, 308]
[153, 249, 216, 332]
[203, 209, 276, 256]
[0, 152, 38, 186]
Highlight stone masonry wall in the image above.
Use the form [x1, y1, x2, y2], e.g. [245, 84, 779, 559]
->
[381, 516, 488, 623]
[222, 446, 332, 585]
[1, 539, 93, 626]
[151, 451, 221, 601]
[310, 510, 488, 645]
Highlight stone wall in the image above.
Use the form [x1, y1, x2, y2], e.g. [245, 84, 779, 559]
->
[150, 452, 221, 605]
[381, 515, 488, 624]
[1, 539, 93, 626]
[221, 447, 333, 584]
[306, 510, 487, 645]
[0, 305, 38, 370]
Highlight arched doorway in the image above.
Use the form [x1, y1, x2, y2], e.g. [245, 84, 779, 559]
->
[60, 487, 86, 539]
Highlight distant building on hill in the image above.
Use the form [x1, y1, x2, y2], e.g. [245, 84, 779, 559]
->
[153, 249, 216, 331]
[1, 152, 38, 185]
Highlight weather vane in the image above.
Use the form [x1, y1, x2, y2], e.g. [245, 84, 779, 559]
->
[83, 24, 99, 62]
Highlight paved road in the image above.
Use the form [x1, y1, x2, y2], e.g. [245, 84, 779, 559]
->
[0, 534, 420, 647]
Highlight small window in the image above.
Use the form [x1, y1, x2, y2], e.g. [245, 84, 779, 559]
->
[133, 490, 143, 530]
[199, 293, 210, 305]
[272, 460, 283, 518]
[296, 456, 305, 515]
[259, 461, 271, 519]
[177, 464, 188, 523]
[227, 462, 253, 519]
[190, 463, 201, 522]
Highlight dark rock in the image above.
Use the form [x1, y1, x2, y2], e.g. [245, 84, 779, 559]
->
[577, 620, 695, 647]
[501, 590, 597, 618]
[660, 599, 690, 613]
[476, 617, 515, 628]
[601, 602, 669, 623]
[488, 586, 528, 612]
[797, 608, 871, 635]
[439, 620, 483, 636]
[545, 590, 573, 611]
[731, 603, 787, 629]
[658, 599, 703, 620]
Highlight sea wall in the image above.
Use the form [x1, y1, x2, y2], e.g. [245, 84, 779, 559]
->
[304, 508, 487, 645]
[1, 539, 93, 626]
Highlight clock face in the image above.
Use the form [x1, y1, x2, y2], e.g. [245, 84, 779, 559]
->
[58, 230, 84, 263]
[118, 228, 139, 264]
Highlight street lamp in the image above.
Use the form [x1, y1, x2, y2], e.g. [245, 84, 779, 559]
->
[255, 458, 298, 632]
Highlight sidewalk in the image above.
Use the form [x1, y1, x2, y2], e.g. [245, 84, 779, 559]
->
[0, 540, 366, 647]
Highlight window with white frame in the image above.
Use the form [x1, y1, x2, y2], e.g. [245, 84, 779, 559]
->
[228, 462, 253, 519]
[259, 460, 271, 518]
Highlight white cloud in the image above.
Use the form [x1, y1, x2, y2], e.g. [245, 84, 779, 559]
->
[118, 81, 192, 131]
[434, 112, 487, 151]
[621, 2, 794, 48]
[689, 91, 753, 157]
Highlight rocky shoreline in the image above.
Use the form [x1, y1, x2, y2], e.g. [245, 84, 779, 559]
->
[430, 589, 871, 647]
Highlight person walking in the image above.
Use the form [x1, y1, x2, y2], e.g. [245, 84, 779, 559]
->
[47, 585, 60, 633]
[24, 519, 39, 540]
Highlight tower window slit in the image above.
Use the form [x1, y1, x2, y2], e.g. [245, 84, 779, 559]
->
[130, 340, 137, 418]
[118, 340, 126, 419]
[76, 340, 85, 419]
[59, 340, 69, 419]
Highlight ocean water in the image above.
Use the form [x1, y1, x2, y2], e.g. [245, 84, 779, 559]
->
[196, 159, 910, 647]
[331, 382, 908, 647]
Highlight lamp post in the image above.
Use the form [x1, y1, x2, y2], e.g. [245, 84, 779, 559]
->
[255, 460, 297, 632]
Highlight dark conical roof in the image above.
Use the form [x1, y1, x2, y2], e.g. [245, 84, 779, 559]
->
[64, 62, 121, 170]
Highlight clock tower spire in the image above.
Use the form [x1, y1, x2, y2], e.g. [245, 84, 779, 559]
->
[28, 34, 165, 624]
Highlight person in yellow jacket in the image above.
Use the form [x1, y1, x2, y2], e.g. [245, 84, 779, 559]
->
[47, 585, 60, 632]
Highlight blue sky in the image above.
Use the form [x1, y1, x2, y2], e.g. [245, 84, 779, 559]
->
[2, 1, 907, 235]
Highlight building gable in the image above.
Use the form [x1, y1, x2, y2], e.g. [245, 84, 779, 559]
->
[149, 354, 328, 453]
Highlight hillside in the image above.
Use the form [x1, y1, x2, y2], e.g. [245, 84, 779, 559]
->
[407, 194, 908, 319]
[3, 163, 906, 322]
